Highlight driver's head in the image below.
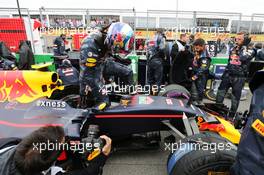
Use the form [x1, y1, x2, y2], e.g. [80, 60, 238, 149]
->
[105, 22, 134, 58]
[14, 126, 65, 174]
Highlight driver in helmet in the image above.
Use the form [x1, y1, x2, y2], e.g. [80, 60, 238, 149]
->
[103, 22, 134, 89]
[79, 22, 134, 110]
[79, 27, 108, 109]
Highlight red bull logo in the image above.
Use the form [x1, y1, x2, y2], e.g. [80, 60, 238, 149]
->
[0, 71, 37, 102]
[230, 54, 241, 65]
[0, 70, 64, 103]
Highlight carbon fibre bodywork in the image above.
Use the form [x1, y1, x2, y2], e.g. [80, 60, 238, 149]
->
[0, 95, 211, 139]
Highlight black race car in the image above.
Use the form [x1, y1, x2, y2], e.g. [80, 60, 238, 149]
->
[0, 69, 241, 175]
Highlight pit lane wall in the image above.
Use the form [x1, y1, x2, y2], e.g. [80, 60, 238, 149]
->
[21, 53, 228, 71]
[16, 54, 55, 71]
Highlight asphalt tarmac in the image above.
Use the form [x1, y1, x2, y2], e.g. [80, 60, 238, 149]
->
[103, 94, 252, 175]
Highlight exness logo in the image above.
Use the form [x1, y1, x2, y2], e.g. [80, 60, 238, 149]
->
[36, 100, 67, 108]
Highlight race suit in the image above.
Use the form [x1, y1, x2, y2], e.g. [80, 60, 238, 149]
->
[191, 51, 211, 103]
[57, 65, 79, 86]
[103, 54, 133, 86]
[231, 72, 264, 175]
[216, 45, 255, 118]
[53, 37, 67, 56]
[79, 33, 108, 109]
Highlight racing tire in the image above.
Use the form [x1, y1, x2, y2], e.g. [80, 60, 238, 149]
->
[167, 132, 237, 175]
[166, 132, 223, 165]
[158, 84, 191, 99]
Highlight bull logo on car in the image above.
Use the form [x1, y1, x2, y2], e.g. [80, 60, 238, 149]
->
[0, 71, 37, 103]
[0, 71, 64, 103]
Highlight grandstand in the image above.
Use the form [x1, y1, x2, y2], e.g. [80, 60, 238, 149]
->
[0, 8, 263, 34]
[1, 8, 264, 54]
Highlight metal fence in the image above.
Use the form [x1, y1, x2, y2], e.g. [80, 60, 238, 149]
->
[1, 7, 264, 54]
[1, 8, 264, 34]
[250, 14, 264, 34]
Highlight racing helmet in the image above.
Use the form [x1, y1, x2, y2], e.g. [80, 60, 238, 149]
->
[105, 22, 134, 57]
